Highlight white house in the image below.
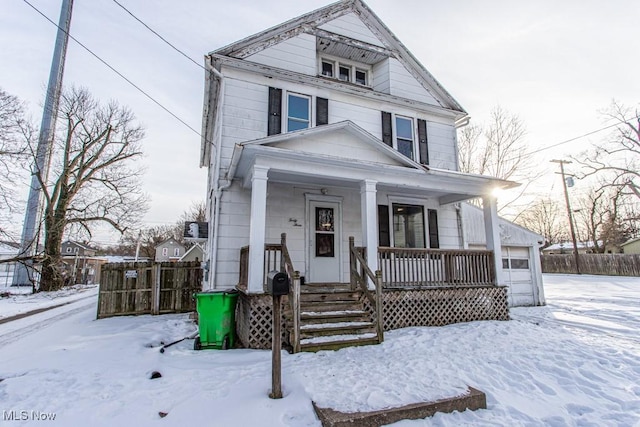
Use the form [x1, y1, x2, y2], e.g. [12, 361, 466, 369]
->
[461, 204, 545, 307]
[201, 0, 519, 351]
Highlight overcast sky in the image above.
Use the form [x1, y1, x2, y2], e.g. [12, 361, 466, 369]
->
[2, 0, 639, 245]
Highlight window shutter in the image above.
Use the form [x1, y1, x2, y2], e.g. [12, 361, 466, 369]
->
[268, 87, 282, 136]
[316, 97, 328, 126]
[428, 209, 439, 249]
[381, 111, 392, 146]
[378, 205, 390, 247]
[417, 119, 429, 165]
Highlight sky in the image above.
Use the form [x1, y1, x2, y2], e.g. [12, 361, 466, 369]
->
[1, 0, 639, 246]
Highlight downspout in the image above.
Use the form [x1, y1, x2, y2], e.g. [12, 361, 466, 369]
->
[206, 60, 227, 289]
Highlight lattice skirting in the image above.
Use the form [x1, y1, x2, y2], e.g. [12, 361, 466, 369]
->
[380, 286, 509, 331]
[236, 291, 291, 350]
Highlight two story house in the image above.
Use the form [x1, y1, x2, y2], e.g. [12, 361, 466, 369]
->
[201, 0, 518, 351]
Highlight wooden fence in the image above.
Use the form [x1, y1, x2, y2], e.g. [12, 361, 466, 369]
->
[97, 261, 202, 319]
[541, 254, 640, 276]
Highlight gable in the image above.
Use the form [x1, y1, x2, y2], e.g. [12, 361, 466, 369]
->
[245, 34, 317, 75]
[318, 12, 385, 47]
[269, 128, 407, 167]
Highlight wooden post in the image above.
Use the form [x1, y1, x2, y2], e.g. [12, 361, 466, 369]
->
[151, 263, 161, 315]
[375, 270, 384, 343]
[280, 233, 286, 272]
[270, 294, 283, 399]
[349, 237, 355, 290]
[292, 271, 300, 354]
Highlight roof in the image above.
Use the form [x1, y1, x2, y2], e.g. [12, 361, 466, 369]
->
[62, 240, 96, 251]
[620, 237, 640, 247]
[179, 244, 204, 261]
[543, 241, 600, 251]
[462, 203, 543, 247]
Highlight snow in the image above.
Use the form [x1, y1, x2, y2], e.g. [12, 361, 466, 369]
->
[300, 321, 372, 330]
[0, 274, 639, 426]
[299, 332, 377, 345]
[0, 285, 98, 320]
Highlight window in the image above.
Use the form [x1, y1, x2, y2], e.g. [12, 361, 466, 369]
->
[74, 247, 79, 253]
[174, 248, 180, 257]
[66, 247, 72, 253]
[395, 116, 414, 159]
[287, 93, 310, 131]
[511, 259, 530, 269]
[318, 56, 370, 86]
[162, 248, 168, 257]
[321, 61, 334, 77]
[392, 204, 425, 248]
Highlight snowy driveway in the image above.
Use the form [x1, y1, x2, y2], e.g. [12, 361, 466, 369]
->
[0, 274, 638, 426]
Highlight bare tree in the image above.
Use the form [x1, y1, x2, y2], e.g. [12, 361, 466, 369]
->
[513, 196, 566, 247]
[0, 88, 31, 239]
[575, 101, 640, 198]
[34, 87, 148, 291]
[457, 106, 538, 211]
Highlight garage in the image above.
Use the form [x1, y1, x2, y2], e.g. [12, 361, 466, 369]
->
[462, 204, 545, 307]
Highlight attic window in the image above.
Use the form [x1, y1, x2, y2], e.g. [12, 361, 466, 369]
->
[319, 55, 371, 87]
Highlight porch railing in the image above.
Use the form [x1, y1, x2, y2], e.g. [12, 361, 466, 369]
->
[349, 237, 384, 343]
[238, 234, 301, 352]
[377, 247, 496, 288]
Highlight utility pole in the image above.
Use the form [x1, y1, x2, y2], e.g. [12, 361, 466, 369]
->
[13, 0, 74, 287]
[551, 159, 581, 274]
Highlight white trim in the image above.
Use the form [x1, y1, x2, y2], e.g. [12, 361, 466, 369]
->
[285, 91, 312, 132]
[318, 53, 372, 87]
[392, 114, 417, 162]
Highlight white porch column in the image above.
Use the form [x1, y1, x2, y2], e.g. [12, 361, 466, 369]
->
[360, 179, 378, 286]
[247, 165, 269, 293]
[482, 195, 504, 286]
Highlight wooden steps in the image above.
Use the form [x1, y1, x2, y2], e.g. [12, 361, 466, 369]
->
[298, 284, 380, 352]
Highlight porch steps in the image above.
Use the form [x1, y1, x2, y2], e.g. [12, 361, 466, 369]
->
[299, 286, 380, 352]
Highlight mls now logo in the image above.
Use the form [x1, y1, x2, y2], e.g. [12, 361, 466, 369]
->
[3, 410, 57, 421]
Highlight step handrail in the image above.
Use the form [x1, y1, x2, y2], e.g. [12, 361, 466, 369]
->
[349, 237, 384, 343]
[280, 233, 301, 353]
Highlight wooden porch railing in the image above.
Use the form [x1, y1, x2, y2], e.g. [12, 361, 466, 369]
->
[377, 247, 496, 288]
[238, 234, 301, 352]
[349, 237, 384, 344]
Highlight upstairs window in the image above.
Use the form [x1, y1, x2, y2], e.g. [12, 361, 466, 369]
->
[287, 93, 311, 131]
[395, 116, 414, 159]
[162, 248, 168, 256]
[319, 56, 370, 87]
[174, 248, 180, 257]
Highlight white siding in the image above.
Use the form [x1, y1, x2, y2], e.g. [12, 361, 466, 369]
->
[319, 13, 384, 47]
[245, 34, 317, 75]
[372, 58, 390, 94]
[427, 122, 457, 170]
[388, 59, 440, 106]
[328, 99, 381, 139]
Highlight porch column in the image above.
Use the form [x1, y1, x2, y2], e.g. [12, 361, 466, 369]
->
[247, 165, 269, 293]
[360, 179, 378, 287]
[482, 195, 504, 286]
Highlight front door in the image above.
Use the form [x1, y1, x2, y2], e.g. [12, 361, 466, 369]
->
[308, 201, 341, 283]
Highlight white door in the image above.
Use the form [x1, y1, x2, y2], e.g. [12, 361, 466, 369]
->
[502, 246, 535, 307]
[308, 201, 341, 283]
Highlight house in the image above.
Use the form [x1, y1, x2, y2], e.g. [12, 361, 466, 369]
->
[61, 240, 97, 257]
[461, 204, 545, 307]
[542, 241, 598, 255]
[60, 241, 98, 285]
[155, 239, 186, 262]
[201, 0, 518, 351]
[0, 241, 20, 288]
[620, 237, 640, 254]
[179, 244, 204, 263]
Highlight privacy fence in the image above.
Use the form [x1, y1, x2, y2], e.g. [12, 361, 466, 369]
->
[541, 254, 640, 276]
[97, 261, 202, 318]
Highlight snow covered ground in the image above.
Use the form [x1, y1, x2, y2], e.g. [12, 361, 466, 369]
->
[0, 274, 638, 426]
[0, 285, 98, 320]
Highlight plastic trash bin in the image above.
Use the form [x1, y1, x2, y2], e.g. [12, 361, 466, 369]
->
[194, 289, 239, 350]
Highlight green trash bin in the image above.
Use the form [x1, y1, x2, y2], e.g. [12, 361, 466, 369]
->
[194, 289, 239, 350]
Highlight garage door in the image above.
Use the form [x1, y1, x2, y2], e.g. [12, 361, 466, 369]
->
[502, 246, 535, 307]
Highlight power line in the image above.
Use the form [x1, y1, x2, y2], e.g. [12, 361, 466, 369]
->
[21, 0, 202, 140]
[111, 0, 206, 72]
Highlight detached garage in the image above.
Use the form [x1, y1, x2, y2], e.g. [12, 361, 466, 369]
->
[461, 204, 545, 307]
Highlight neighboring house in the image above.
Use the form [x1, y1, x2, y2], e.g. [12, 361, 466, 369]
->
[179, 244, 204, 263]
[0, 241, 20, 288]
[542, 241, 599, 255]
[61, 241, 97, 257]
[155, 239, 186, 262]
[201, 0, 518, 351]
[621, 237, 640, 254]
[461, 204, 545, 307]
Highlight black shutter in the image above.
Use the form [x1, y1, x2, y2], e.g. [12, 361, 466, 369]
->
[268, 87, 282, 136]
[378, 205, 390, 247]
[316, 97, 328, 126]
[418, 119, 429, 165]
[381, 111, 392, 146]
[428, 209, 439, 249]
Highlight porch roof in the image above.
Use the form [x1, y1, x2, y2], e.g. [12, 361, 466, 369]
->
[227, 121, 518, 205]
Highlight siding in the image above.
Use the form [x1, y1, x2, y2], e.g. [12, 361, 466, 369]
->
[388, 59, 440, 107]
[245, 34, 317, 75]
[318, 13, 384, 47]
[372, 58, 390, 94]
[426, 122, 457, 170]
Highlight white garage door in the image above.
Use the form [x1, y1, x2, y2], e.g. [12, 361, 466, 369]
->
[502, 246, 535, 307]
